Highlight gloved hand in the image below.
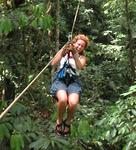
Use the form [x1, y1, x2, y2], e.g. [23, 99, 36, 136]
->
[70, 46, 77, 55]
[62, 42, 74, 56]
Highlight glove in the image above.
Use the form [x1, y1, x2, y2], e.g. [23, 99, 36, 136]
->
[62, 42, 74, 56]
[70, 46, 77, 55]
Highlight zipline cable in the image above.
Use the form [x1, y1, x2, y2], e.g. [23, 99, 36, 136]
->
[0, 0, 82, 120]
[71, 0, 81, 37]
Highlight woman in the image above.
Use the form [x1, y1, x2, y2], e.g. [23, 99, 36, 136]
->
[50, 34, 89, 136]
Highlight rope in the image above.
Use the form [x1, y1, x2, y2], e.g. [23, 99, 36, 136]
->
[70, 0, 81, 38]
[0, 0, 82, 120]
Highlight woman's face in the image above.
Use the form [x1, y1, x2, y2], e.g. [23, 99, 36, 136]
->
[74, 39, 86, 53]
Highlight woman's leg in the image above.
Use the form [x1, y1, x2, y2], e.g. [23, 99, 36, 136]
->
[56, 90, 68, 124]
[64, 93, 79, 134]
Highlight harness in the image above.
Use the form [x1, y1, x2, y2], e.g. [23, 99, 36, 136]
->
[57, 53, 77, 85]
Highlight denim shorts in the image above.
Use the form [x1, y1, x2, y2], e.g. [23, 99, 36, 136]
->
[50, 74, 82, 97]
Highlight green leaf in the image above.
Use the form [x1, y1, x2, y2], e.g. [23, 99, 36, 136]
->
[123, 141, 132, 150]
[105, 130, 111, 141]
[10, 102, 27, 115]
[42, 15, 53, 29]
[10, 134, 24, 150]
[78, 119, 90, 138]
[0, 123, 10, 141]
[118, 126, 127, 135]
[0, 17, 13, 34]
[131, 109, 136, 116]
[111, 128, 117, 138]
[19, 14, 28, 28]
[31, 19, 38, 28]
[3, 18, 13, 34]
[29, 137, 50, 150]
[32, 4, 44, 17]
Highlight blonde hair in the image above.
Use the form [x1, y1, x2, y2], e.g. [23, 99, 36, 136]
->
[72, 34, 89, 49]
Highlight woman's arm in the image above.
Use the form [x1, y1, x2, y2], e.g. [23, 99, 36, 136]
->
[71, 48, 87, 70]
[51, 48, 64, 65]
[73, 53, 87, 69]
[51, 43, 73, 65]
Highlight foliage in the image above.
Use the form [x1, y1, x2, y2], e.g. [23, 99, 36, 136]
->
[93, 95, 136, 150]
[121, 83, 136, 97]
[0, 0, 136, 150]
[81, 43, 129, 101]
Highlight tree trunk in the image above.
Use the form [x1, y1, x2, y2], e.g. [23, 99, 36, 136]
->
[125, 0, 135, 83]
[4, 78, 15, 103]
[56, 0, 60, 51]
[50, 0, 60, 80]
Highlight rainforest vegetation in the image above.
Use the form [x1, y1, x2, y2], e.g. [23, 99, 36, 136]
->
[0, 0, 136, 150]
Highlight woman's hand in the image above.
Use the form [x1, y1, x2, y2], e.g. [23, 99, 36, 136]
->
[62, 43, 74, 56]
[70, 47, 77, 55]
